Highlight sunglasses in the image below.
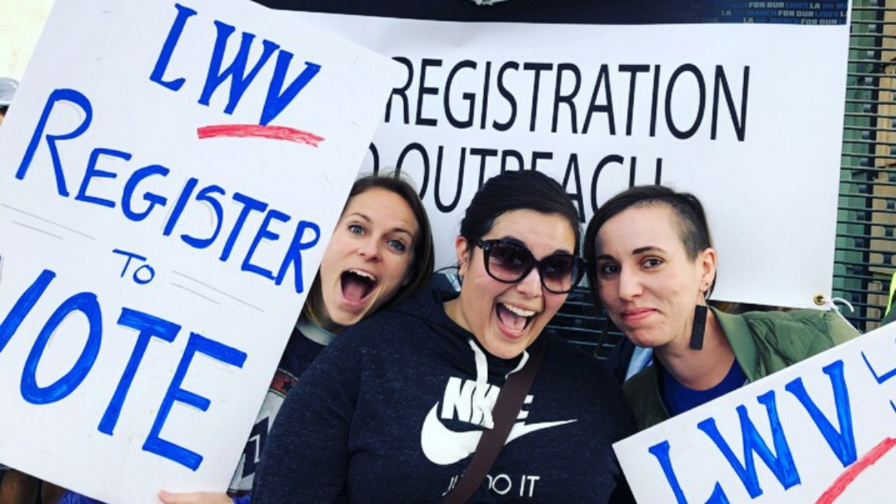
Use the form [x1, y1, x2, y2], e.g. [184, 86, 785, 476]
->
[468, 238, 586, 294]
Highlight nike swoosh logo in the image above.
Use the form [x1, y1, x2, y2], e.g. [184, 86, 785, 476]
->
[420, 403, 577, 465]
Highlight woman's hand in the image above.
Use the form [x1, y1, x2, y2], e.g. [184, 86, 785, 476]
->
[158, 490, 234, 504]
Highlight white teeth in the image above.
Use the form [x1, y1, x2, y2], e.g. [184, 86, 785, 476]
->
[347, 269, 376, 282]
[501, 303, 536, 318]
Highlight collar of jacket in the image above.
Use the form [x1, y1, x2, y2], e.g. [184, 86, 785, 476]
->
[647, 307, 757, 385]
[627, 307, 756, 428]
[709, 307, 760, 383]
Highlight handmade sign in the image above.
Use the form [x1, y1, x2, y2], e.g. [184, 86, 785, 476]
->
[614, 322, 896, 503]
[0, 0, 399, 502]
[277, 0, 852, 309]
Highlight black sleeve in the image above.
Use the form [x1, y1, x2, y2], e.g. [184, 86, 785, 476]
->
[597, 355, 639, 504]
[608, 463, 637, 504]
[252, 336, 362, 504]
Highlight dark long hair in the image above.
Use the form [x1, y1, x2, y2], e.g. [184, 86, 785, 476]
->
[584, 185, 715, 307]
[302, 172, 435, 329]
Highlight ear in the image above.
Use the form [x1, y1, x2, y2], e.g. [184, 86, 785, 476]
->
[455, 235, 470, 278]
[697, 247, 718, 296]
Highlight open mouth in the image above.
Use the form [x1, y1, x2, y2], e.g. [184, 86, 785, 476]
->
[341, 269, 378, 304]
[496, 302, 537, 335]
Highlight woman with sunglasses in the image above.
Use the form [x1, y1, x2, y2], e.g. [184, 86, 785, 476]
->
[253, 170, 636, 503]
[584, 185, 859, 431]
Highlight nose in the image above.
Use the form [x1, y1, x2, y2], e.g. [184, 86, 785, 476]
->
[617, 268, 642, 301]
[515, 265, 544, 298]
[357, 237, 381, 261]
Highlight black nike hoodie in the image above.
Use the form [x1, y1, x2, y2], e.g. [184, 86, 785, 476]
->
[253, 286, 636, 504]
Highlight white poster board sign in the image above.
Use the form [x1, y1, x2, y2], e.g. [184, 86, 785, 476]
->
[0, 0, 399, 502]
[613, 325, 896, 503]
[283, 7, 851, 309]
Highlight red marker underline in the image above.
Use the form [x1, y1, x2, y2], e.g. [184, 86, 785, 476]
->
[815, 437, 896, 504]
[197, 124, 325, 147]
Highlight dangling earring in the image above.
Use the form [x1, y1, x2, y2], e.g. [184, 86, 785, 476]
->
[689, 304, 708, 350]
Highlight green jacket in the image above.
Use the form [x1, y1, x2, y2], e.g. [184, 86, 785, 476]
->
[622, 307, 860, 431]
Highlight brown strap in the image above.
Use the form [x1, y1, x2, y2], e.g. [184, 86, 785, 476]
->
[440, 340, 546, 504]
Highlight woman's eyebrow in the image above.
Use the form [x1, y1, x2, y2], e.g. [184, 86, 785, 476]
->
[499, 235, 571, 255]
[390, 227, 414, 239]
[633, 246, 666, 255]
[347, 213, 414, 239]
[344, 212, 371, 222]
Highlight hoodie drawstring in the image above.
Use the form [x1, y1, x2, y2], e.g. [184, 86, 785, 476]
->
[467, 339, 529, 430]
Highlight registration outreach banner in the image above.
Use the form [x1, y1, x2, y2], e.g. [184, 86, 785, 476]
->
[0, 0, 399, 502]
[269, 0, 852, 309]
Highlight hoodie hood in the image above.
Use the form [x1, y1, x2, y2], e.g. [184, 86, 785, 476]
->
[393, 285, 533, 379]
[392, 284, 533, 430]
